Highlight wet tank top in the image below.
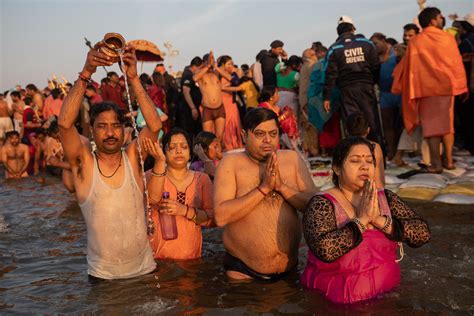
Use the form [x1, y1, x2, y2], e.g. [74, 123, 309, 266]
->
[79, 151, 156, 279]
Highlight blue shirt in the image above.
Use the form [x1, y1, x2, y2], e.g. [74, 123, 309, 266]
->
[379, 48, 401, 108]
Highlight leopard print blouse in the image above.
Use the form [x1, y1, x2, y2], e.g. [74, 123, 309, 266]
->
[303, 189, 431, 263]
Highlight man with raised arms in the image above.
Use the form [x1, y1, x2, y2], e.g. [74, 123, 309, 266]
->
[214, 107, 316, 281]
[192, 51, 231, 144]
[58, 42, 161, 280]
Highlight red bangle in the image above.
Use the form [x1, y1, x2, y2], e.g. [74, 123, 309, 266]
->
[256, 186, 267, 197]
[78, 72, 92, 84]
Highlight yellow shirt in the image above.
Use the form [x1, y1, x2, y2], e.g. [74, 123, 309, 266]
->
[239, 81, 259, 108]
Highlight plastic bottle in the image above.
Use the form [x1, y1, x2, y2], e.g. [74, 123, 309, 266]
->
[159, 192, 178, 240]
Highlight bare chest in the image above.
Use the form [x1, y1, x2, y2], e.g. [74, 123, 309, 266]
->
[6, 147, 24, 160]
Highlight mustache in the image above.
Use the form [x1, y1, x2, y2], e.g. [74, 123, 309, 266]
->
[104, 137, 118, 142]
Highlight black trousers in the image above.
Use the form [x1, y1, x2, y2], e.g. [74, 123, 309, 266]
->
[340, 83, 384, 146]
[175, 100, 202, 138]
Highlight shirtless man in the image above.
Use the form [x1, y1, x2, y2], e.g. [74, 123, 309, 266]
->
[25, 84, 44, 113]
[214, 107, 316, 281]
[59, 42, 161, 280]
[193, 51, 231, 143]
[1, 131, 30, 179]
[0, 97, 13, 145]
[10, 91, 25, 135]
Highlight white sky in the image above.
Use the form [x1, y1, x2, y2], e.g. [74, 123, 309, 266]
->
[1, 0, 472, 91]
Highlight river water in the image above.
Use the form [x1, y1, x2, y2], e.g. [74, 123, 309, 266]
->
[0, 175, 473, 315]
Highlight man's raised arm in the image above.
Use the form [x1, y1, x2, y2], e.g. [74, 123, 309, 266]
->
[121, 46, 161, 160]
[59, 45, 113, 167]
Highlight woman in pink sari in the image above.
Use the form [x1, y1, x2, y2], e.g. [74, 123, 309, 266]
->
[301, 137, 430, 304]
[218, 56, 243, 152]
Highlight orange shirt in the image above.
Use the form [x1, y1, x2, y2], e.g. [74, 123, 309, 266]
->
[149, 171, 214, 260]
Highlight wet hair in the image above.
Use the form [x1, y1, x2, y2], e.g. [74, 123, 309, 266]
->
[51, 88, 61, 100]
[190, 56, 203, 67]
[26, 84, 38, 92]
[10, 91, 20, 99]
[218, 55, 232, 67]
[242, 107, 280, 133]
[24, 97, 32, 106]
[258, 86, 277, 103]
[194, 131, 217, 154]
[89, 101, 126, 126]
[418, 7, 441, 29]
[346, 112, 369, 137]
[284, 55, 302, 69]
[337, 22, 355, 35]
[107, 71, 118, 78]
[48, 120, 59, 135]
[162, 127, 192, 152]
[370, 32, 386, 42]
[332, 136, 376, 186]
[5, 130, 20, 139]
[386, 38, 398, 46]
[403, 23, 420, 34]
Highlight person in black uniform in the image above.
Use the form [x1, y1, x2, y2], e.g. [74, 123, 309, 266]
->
[177, 57, 204, 137]
[260, 40, 287, 88]
[323, 16, 382, 145]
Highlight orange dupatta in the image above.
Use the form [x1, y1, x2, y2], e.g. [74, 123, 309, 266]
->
[392, 26, 467, 134]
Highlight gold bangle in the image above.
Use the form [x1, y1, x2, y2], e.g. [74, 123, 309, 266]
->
[381, 215, 392, 232]
[190, 207, 198, 224]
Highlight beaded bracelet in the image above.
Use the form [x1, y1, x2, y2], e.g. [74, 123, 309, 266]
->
[350, 217, 367, 234]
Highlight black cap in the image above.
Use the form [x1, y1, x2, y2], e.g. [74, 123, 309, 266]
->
[270, 40, 284, 49]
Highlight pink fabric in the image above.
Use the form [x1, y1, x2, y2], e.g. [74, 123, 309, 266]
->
[221, 78, 243, 152]
[300, 190, 400, 304]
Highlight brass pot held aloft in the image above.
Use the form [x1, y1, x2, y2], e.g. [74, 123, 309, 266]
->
[99, 33, 125, 62]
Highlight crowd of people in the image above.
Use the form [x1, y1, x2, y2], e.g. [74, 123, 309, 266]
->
[2, 6, 473, 304]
